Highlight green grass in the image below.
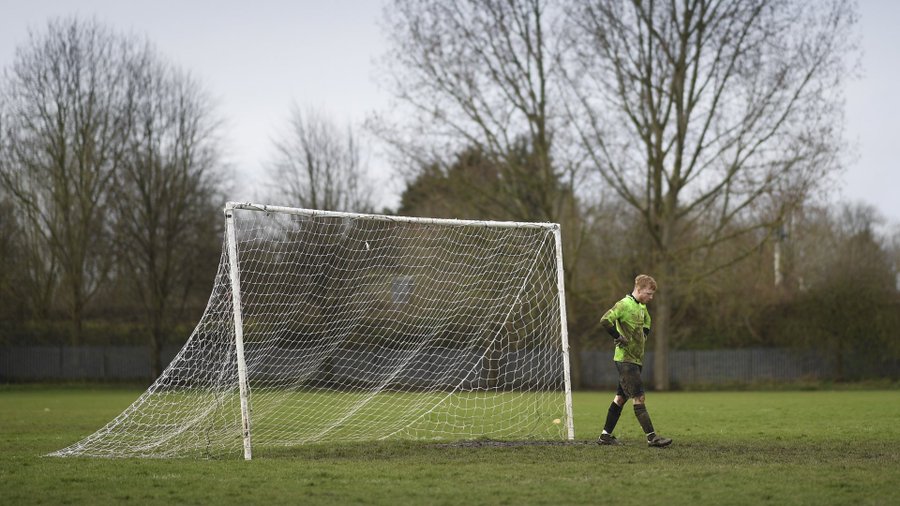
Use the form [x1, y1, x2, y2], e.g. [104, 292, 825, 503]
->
[2, 387, 899, 505]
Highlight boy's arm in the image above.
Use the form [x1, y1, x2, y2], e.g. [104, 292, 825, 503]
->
[599, 306, 628, 344]
[643, 306, 651, 337]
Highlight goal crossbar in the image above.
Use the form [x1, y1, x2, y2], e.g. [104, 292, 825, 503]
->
[226, 202, 558, 230]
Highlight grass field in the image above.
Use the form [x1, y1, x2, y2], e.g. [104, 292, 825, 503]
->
[2, 386, 899, 505]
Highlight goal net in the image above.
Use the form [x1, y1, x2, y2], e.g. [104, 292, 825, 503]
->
[50, 203, 574, 459]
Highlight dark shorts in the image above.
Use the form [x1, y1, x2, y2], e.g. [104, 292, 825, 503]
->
[615, 361, 644, 399]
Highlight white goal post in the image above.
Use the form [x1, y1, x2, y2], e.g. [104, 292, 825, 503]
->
[50, 202, 574, 459]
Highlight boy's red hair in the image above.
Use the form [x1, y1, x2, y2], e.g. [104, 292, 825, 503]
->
[634, 274, 657, 290]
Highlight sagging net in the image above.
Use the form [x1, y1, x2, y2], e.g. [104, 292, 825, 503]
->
[50, 205, 571, 458]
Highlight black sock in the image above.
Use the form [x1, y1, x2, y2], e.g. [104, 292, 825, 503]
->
[633, 404, 655, 437]
[603, 402, 623, 434]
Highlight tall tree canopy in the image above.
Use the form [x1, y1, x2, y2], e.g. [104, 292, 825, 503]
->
[563, 0, 857, 388]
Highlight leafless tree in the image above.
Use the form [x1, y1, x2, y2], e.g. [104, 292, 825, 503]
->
[1, 18, 225, 371]
[563, 0, 858, 388]
[889, 224, 900, 293]
[267, 106, 374, 212]
[0, 195, 27, 321]
[376, 0, 579, 222]
[377, 0, 598, 384]
[783, 202, 899, 378]
[0, 113, 53, 323]
[111, 49, 225, 377]
[0, 18, 135, 344]
[0, 191, 59, 321]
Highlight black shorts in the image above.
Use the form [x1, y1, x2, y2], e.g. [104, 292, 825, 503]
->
[615, 361, 644, 399]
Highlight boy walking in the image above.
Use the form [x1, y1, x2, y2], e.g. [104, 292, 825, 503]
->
[597, 274, 672, 447]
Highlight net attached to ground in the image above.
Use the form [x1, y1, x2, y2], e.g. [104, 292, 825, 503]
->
[50, 204, 571, 458]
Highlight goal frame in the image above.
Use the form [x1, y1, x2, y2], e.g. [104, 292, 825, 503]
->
[223, 202, 575, 460]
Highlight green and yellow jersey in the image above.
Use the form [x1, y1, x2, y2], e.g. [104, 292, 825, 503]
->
[599, 294, 651, 365]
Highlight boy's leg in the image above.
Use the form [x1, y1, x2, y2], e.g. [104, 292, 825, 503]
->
[633, 402, 671, 446]
[603, 384, 627, 434]
[598, 378, 628, 445]
[618, 362, 673, 447]
[602, 400, 624, 434]
[632, 402, 655, 436]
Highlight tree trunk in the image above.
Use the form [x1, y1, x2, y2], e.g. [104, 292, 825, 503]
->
[653, 287, 671, 391]
[834, 338, 845, 382]
[150, 325, 163, 379]
[565, 301, 582, 389]
[70, 285, 84, 346]
[653, 236, 674, 391]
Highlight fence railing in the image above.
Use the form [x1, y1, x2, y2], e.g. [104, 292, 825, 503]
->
[0, 345, 181, 381]
[1, 345, 894, 385]
[580, 349, 840, 387]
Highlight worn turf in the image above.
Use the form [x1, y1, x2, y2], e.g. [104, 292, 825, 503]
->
[2, 387, 898, 505]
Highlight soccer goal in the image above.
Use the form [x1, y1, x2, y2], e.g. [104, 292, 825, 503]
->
[50, 203, 574, 459]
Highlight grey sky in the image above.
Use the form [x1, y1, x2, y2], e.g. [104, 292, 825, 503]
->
[844, 0, 900, 225]
[1, 0, 898, 223]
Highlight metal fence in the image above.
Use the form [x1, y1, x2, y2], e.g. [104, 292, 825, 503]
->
[580, 349, 839, 388]
[0, 345, 181, 381]
[1, 344, 880, 386]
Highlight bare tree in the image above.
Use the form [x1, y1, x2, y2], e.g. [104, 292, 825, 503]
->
[268, 106, 374, 212]
[0, 18, 135, 344]
[0, 195, 28, 322]
[0, 192, 59, 321]
[1, 18, 224, 371]
[783, 203, 900, 379]
[111, 49, 225, 377]
[0, 113, 54, 322]
[563, 0, 857, 389]
[376, 0, 579, 222]
[377, 0, 603, 383]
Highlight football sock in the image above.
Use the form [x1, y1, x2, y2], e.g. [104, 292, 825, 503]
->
[633, 404, 655, 436]
[603, 402, 623, 434]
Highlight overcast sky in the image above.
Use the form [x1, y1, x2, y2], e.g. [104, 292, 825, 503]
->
[1, 0, 898, 223]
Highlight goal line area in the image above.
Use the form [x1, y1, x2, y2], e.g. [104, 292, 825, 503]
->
[49, 202, 574, 459]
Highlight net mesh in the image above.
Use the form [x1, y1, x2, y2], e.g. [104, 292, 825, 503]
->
[50, 205, 570, 458]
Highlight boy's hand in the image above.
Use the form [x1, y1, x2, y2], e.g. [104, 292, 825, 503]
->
[603, 322, 628, 346]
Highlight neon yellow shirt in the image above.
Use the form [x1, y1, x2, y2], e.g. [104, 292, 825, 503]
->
[600, 294, 651, 365]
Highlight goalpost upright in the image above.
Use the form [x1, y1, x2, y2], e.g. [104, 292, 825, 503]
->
[552, 226, 575, 441]
[224, 205, 253, 460]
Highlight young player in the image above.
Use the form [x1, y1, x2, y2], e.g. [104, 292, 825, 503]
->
[597, 274, 672, 447]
